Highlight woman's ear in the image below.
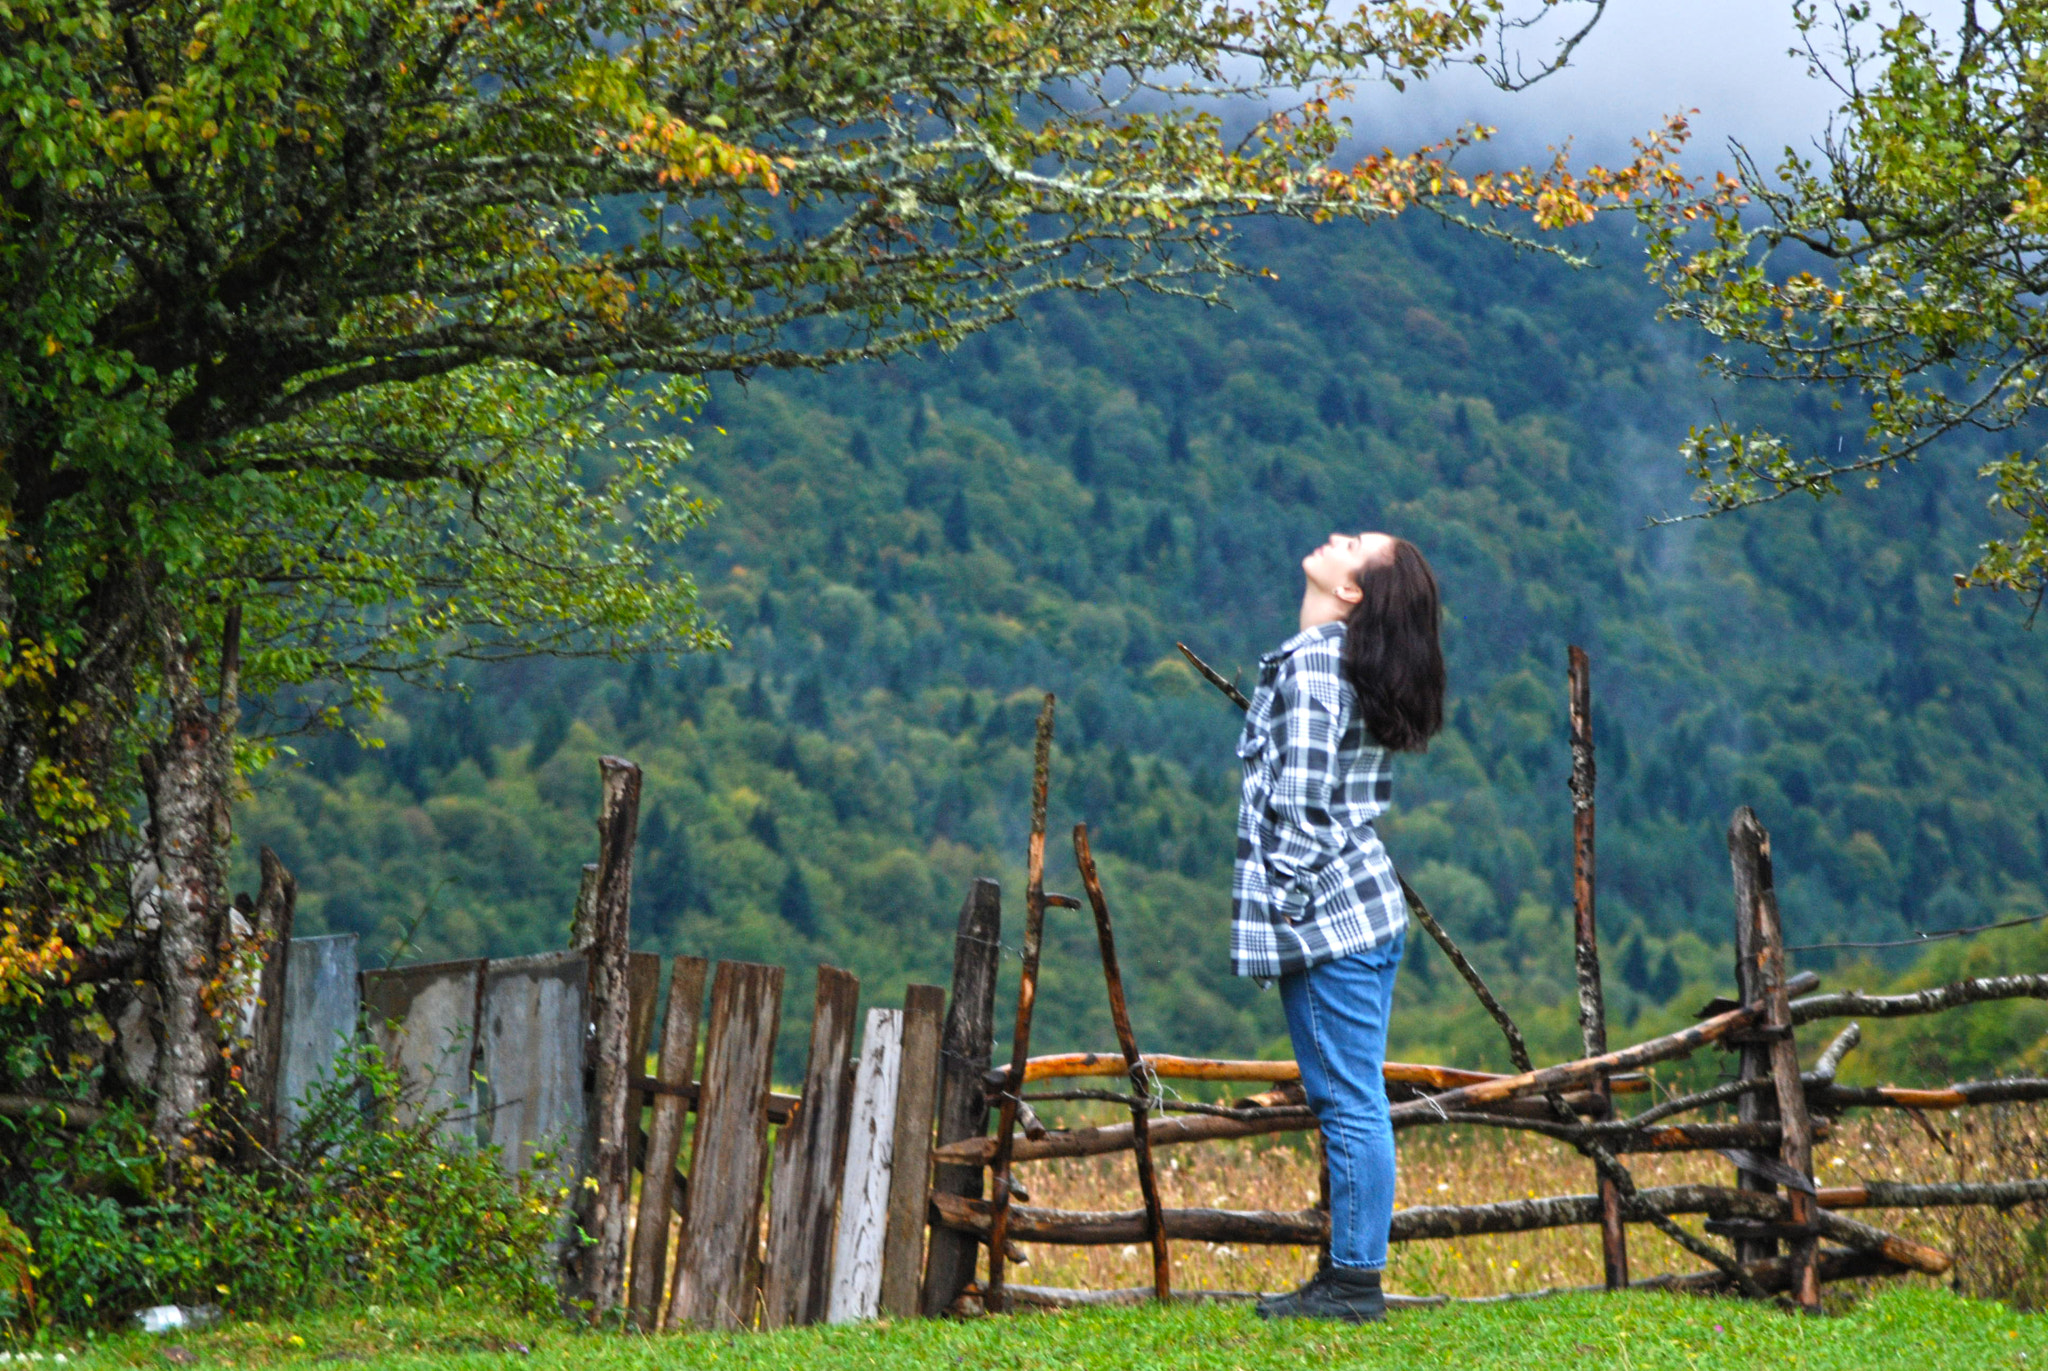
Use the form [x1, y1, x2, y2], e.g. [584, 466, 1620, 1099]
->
[1338, 579, 1364, 605]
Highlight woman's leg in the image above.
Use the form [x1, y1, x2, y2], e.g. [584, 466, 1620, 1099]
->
[1278, 930, 1405, 1269]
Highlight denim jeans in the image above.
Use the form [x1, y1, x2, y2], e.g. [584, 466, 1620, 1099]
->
[1278, 927, 1405, 1270]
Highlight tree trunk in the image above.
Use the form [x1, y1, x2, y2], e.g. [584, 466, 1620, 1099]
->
[143, 605, 240, 1156]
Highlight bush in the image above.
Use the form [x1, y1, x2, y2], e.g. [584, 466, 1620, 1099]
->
[2, 1043, 563, 1329]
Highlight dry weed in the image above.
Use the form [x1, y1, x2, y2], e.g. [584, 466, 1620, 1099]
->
[1008, 1105, 2048, 1303]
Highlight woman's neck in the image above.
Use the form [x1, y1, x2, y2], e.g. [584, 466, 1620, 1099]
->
[1299, 585, 1351, 633]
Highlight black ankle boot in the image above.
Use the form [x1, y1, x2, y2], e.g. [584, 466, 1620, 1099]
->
[1255, 1265, 1385, 1324]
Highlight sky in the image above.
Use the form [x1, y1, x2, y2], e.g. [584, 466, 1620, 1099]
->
[1339, 0, 1852, 173]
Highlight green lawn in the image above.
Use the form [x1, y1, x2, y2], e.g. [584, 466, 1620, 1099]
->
[29, 1289, 2048, 1371]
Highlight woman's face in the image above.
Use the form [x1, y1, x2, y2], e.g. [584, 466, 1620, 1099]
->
[1302, 531, 1394, 602]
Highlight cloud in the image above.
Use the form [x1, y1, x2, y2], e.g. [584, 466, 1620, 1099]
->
[1336, 0, 1845, 173]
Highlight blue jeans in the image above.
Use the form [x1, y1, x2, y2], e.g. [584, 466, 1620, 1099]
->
[1278, 928, 1404, 1271]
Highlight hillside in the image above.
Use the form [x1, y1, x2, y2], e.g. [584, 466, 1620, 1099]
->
[238, 214, 2048, 1081]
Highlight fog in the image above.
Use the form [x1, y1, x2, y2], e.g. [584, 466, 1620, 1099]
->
[1337, 0, 1848, 173]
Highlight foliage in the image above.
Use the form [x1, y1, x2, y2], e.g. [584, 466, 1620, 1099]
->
[0, 1044, 561, 1330]
[236, 215, 2048, 1081]
[0, 0, 1703, 1046]
[1645, 0, 2048, 611]
[32, 1287, 2048, 1369]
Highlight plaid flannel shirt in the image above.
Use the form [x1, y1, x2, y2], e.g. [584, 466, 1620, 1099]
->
[1230, 622, 1406, 980]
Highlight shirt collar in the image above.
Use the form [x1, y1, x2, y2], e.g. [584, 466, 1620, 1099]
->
[1260, 620, 1345, 664]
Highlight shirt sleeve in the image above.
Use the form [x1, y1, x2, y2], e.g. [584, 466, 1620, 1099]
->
[1262, 653, 1352, 917]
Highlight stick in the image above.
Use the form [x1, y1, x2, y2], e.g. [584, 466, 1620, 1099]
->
[1387, 973, 1817, 1125]
[984, 693, 1055, 1314]
[1175, 642, 1251, 710]
[1074, 824, 1171, 1301]
[1399, 876, 1534, 1073]
[1817, 1077, 2048, 1110]
[1790, 975, 2048, 1023]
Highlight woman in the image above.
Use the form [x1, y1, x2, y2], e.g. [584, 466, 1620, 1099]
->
[1234, 531, 1444, 1324]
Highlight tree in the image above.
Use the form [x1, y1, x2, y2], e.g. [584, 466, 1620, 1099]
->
[0, 0, 1691, 1153]
[1647, 1, 2048, 612]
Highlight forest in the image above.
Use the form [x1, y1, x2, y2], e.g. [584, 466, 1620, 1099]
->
[236, 214, 2048, 1085]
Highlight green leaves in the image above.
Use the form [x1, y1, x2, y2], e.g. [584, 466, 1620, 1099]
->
[1646, 1, 2048, 609]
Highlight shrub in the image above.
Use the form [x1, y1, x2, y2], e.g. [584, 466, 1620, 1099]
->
[2, 1043, 563, 1330]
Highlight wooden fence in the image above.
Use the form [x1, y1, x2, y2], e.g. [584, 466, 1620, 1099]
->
[252, 658, 2048, 1328]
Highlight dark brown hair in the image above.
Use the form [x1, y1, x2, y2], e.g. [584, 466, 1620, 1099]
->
[1341, 537, 1445, 752]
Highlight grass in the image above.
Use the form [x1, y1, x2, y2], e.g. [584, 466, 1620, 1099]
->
[25, 1288, 2048, 1371]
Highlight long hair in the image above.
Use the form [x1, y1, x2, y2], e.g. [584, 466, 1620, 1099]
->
[1341, 537, 1445, 752]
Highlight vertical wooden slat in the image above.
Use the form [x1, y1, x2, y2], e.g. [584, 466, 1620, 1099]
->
[1568, 646, 1626, 1290]
[669, 959, 784, 1331]
[628, 956, 707, 1329]
[828, 1008, 906, 1323]
[624, 950, 663, 1177]
[878, 984, 945, 1317]
[1737, 807, 1821, 1310]
[582, 756, 643, 1318]
[1729, 809, 1782, 1266]
[921, 879, 1001, 1316]
[762, 965, 863, 1328]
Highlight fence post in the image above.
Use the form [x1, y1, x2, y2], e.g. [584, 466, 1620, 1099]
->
[1728, 809, 1783, 1266]
[762, 965, 863, 1328]
[580, 756, 642, 1319]
[1568, 647, 1626, 1289]
[922, 879, 1002, 1316]
[1735, 807, 1821, 1309]
[880, 983, 946, 1316]
[628, 955, 708, 1329]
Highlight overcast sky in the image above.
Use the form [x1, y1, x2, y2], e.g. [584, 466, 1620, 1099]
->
[1339, 0, 1852, 173]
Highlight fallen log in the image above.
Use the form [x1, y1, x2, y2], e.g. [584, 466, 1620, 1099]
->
[1791, 975, 2048, 1025]
[1385, 973, 1816, 1126]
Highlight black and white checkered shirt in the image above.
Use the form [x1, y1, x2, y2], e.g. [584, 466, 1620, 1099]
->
[1230, 622, 1406, 980]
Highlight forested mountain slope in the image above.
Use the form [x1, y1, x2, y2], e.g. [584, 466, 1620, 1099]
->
[240, 216, 2048, 1080]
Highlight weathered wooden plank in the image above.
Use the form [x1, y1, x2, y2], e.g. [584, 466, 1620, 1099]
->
[829, 1008, 905, 1324]
[879, 984, 945, 1318]
[628, 956, 707, 1329]
[479, 950, 589, 1177]
[761, 965, 862, 1329]
[921, 879, 1001, 1317]
[361, 958, 485, 1137]
[277, 934, 358, 1137]
[669, 960, 784, 1331]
